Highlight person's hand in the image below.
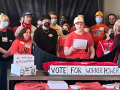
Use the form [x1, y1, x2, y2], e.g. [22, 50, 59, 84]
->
[70, 46, 76, 51]
[2, 51, 10, 58]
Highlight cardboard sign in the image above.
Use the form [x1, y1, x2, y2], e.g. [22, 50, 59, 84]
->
[49, 65, 120, 75]
[68, 66, 85, 75]
[14, 54, 34, 66]
[50, 65, 67, 75]
[11, 64, 36, 76]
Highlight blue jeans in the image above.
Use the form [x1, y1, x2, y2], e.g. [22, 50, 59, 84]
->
[0, 61, 8, 90]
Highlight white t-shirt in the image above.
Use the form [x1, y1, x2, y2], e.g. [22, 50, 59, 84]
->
[14, 25, 37, 39]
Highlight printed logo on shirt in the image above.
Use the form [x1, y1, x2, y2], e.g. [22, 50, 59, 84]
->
[59, 45, 64, 51]
[91, 29, 103, 36]
[48, 34, 53, 37]
[20, 47, 29, 53]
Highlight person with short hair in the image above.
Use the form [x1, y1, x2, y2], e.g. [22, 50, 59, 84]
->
[96, 27, 114, 57]
[0, 13, 15, 90]
[37, 17, 43, 28]
[90, 11, 108, 49]
[33, 15, 58, 56]
[57, 24, 70, 58]
[64, 16, 95, 59]
[49, 11, 63, 38]
[15, 11, 37, 39]
[107, 14, 116, 28]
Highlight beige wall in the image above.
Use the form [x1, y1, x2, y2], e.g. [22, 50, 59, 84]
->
[101, 0, 120, 24]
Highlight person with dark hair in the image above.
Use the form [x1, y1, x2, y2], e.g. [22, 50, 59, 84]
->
[37, 17, 43, 28]
[33, 15, 58, 55]
[0, 13, 15, 90]
[96, 27, 114, 57]
[15, 11, 37, 39]
[107, 14, 116, 28]
[11, 27, 34, 55]
[57, 24, 70, 58]
[49, 11, 63, 38]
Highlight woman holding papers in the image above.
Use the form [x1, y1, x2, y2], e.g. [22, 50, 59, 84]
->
[64, 16, 95, 59]
[96, 27, 114, 57]
[57, 24, 70, 58]
[11, 27, 35, 55]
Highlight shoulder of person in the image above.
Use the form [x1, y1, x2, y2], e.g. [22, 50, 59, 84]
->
[56, 24, 62, 30]
[101, 24, 108, 28]
[7, 29, 14, 34]
[99, 39, 105, 43]
[50, 27, 57, 33]
[31, 25, 37, 30]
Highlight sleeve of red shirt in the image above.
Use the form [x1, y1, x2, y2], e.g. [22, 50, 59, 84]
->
[64, 34, 72, 47]
[96, 41, 104, 57]
[10, 39, 19, 55]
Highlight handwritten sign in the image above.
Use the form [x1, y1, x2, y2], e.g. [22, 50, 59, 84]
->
[68, 66, 85, 75]
[11, 64, 36, 76]
[49, 65, 120, 75]
[14, 54, 34, 66]
[50, 65, 67, 75]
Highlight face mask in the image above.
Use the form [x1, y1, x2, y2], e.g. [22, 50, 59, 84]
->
[96, 17, 102, 24]
[109, 33, 114, 39]
[44, 22, 50, 28]
[2, 21, 9, 28]
[51, 19, 57, 24]
[62, 30, 68, 35]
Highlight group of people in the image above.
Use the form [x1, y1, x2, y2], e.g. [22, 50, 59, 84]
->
[0, 11, 120, 90]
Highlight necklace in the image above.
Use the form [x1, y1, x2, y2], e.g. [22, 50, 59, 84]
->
[43, 29, 49, 33]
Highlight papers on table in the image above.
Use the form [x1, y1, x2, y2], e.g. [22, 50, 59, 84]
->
[73, 39, 87, 49]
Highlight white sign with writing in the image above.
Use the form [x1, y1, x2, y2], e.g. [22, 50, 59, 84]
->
[50, 65, 67, 75]
[49, 65, 120, 75]
[14, 54, 34, 66]
[85, 66, 104, 75]
[11, 64, 36, 76]
[68, 66, 85, 75]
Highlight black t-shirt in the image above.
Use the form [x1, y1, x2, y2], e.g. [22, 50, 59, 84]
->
[0, 29, 15, 61]
[33, 27, 58, 55]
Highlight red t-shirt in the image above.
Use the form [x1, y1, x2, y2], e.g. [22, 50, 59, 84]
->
[64, 31, 94, 59]
[58, 37, 66, 58]
[90, 24, 107, 48]
[11, 39, 33, 55]
[96, 39, 113, 57]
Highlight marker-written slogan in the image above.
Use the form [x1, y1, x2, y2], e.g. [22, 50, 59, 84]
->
[49, 65, 120, 75]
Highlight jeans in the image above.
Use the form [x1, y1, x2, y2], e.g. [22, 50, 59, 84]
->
[0, 61, 9, 90]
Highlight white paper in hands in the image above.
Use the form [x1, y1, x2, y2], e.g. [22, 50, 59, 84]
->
[73, 39, 87, 49]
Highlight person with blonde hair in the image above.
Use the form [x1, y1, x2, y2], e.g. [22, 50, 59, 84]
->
[0, 13, 15, 90]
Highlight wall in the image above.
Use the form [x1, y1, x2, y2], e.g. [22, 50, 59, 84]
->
[101, 0, 120, 24]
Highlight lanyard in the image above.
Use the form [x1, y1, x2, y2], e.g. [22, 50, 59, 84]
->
[105, 40, 109, 51]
